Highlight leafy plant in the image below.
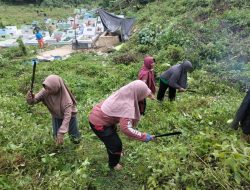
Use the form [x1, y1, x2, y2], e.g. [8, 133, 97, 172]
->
[112, 53, 139, 65]
[138, 24, 161, 46]
[16, 37, 27, 56]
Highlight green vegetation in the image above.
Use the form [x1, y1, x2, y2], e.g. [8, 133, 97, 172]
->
[121, 0, 250, 83]
[0, 0, 250, 189]
[0, 5, 74, 27]
[1, 49, 249, 189]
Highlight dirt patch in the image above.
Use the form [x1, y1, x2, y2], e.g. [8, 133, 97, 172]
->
[37, 45, 74, 59]
[36, 35, 121, 60]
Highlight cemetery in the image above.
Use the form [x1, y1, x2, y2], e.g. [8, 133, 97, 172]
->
[0, 8, 125, 49]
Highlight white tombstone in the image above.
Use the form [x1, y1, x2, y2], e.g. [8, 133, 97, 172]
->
[83, 26, 96, 36]
[96, 19, 104, 34]
[66, 30, 75, 38]
[83, 18, 97, 27]
[5, 26, 18, 36]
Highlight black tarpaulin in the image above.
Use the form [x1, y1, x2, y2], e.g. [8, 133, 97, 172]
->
[97, 9, 135, 41]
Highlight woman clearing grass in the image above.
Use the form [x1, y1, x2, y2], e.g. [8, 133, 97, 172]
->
[26, 75, 81, 145]
[157, 60, 193, 101]
[88, 80, 154, 170]
[138, 56, 156, 115]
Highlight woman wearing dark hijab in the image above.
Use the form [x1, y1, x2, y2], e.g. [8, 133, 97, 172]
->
[26, 75, 81, 145]
[231, 90, 250, 143]
[157, 60, 193, 101]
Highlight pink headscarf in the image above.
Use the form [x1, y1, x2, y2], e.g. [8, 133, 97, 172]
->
[138, 56, 156, 94]
[42, 75, 77, 118]
[101, 80, 151, 120]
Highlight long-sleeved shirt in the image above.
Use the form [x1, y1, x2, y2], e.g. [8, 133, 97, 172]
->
[27, 89, 76, 134]
[160, 64, 184, 89]
[160, 61, 193, 89]
[89, 102, 147, 141]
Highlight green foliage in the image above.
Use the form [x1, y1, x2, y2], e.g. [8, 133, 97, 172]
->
[0, 19, 4, 28]
[222, 8, 250, 31]
[0, 54, 7, 68]
[1, 1, 250, 189]
[135, 44, 151, 54]
[99, 0, 110, 8]
[0, 5, 74, 27]
[1, 48, 250, 189]
[125, 0, 250, 83]
[156, 19, 196, 49]
[138, 24, 160, 46]
[1, 42, 35, 60]
[194, 6, 212, 21]
[2, 47, 24, 59]
[165, 45, 185, 63]
[112, 53, 139, 65]
[16, 37, 27, 56]
[155, 45, 184, 65]
[183, 0, 212, 8]
[0, 0, 100, 8]
[40, 0, 77, 8]
[198, 41, 225, 61]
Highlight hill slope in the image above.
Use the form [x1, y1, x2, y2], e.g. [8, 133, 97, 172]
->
[0, 1, 250, 189]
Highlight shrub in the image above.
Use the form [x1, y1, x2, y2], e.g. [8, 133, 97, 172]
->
[138, 24, 160, 46]
[112, 53, 139, 65]
[183, 0, 212, 8]
[0, 19, 4, 28]
[194, 7, 213, 21]
[0, 54, 7, 68]
[135, 44, 151, 53]
[156, 23, 195, 48]
[3, 47, 23, 59]
[154, 45, 185, 65]
[155, 49, 168, 64]
[16, 37, 27, 56]
[222, 8, 250, 32]
[165, 45, 185, 63]
[198, 41, 226, 61]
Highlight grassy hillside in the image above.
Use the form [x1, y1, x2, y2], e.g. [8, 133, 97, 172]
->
[116, 0, 250, 86]
[1, 0, 250, 189]
[0, 52, 249, 189]
[0, 5, 74, 27]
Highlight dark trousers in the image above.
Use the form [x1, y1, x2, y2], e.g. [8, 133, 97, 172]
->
[89, 122, 122, 168]
[242, 113, 250, 135]
[52, 117, 81, 144]
[157, 79, 176, 101]
[139, 98, 147, 115]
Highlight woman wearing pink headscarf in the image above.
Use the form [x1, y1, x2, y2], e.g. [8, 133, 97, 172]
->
[26, 75, 80, 145]
[138, 56, 156, 115]
[88, 80, 154, 170]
